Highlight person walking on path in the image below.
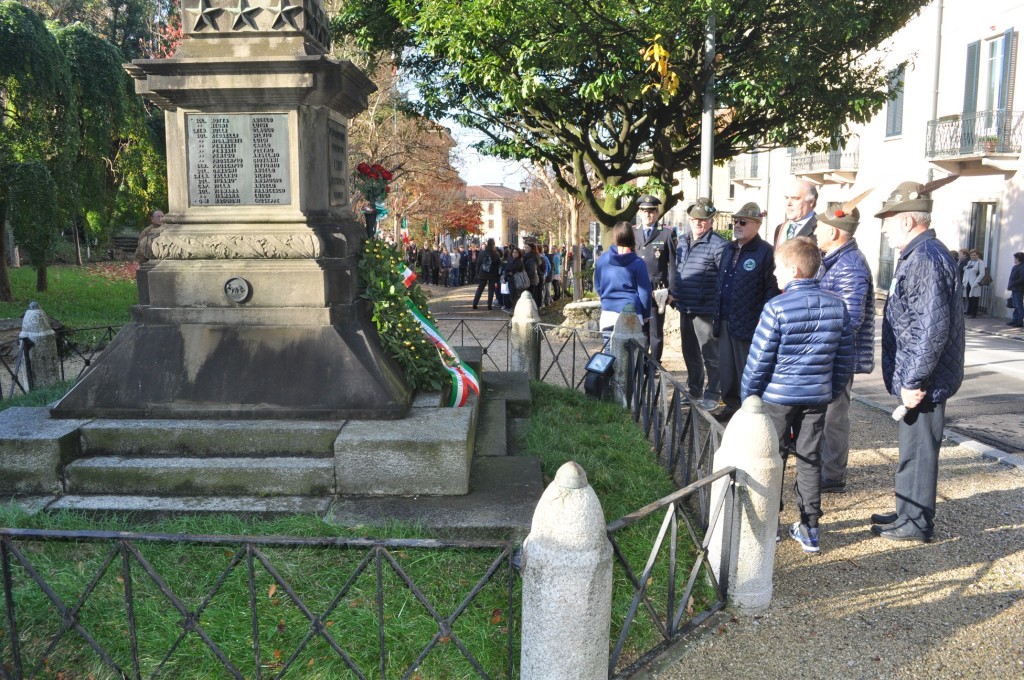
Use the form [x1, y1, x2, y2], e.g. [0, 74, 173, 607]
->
[714, 202, 779, 419]
[671, 198, 727, 410]
[814, 194, 876, 493]
[742, 236, 854, 553]
[594, 221, 652, 332]
[633, 194, 676, 362]
[472, 239, 502, 310]
[962, 248, 988, 318]
[1007, 251, 1024, 327]
[873, 177, 965, 543]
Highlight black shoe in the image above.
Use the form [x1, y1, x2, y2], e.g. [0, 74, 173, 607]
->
[871, 523, 931, 543]
[713, 409, 736, 423]
[820, 478, 847, 494]
[870, 511, 898, 525]
[472, 304, 478, 309]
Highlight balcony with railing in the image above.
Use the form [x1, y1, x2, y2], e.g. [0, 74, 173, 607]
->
[926, 110, 1023, 177]
[789, 145, 859, 186]
[728, 154, 763, 188]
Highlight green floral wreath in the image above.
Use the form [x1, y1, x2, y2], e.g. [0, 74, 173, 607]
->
[358, 239, 447, 392]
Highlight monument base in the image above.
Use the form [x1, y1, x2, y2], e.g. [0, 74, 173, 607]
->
[50, 313, 411, 420]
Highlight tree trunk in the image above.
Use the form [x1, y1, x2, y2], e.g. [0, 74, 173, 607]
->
[73, 215, 84, 266]
[36, 264, 47, 292]
[0, 204, 12, 302]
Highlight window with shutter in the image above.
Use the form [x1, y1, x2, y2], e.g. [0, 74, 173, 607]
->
[885, 66, 905, 138]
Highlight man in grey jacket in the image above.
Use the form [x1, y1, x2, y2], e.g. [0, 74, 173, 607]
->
[815, 202, 875, 493]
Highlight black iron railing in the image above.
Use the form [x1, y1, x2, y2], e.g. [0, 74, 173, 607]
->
[436, 317, 511, 373]
[606, 467, 735, 678]
[926, 110, 1024, 158]
[624, 340, 725, 530]
[55, 325, 122, 383]
[0, 339, 30, 400]
[0, 530, 518, 680]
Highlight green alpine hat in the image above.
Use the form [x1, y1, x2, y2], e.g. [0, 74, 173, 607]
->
[818, 207, 861, 234]
[687, 198, 717, 219]
[874, 176, 959, 218]
[733, 202, 763, 223]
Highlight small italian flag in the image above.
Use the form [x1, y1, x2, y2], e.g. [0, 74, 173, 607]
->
[402, 266, 417, 287]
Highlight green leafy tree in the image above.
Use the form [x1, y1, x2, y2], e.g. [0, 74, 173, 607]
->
[20, 0, 172, 60]
[335, 0, 928, 228]
[0, 1, 77, 297]
[54, 24, 129, 259]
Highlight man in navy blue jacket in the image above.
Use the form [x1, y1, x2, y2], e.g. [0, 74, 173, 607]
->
[873, 179, 965, 543]
[814, 203, 875, 493]
[672, 198, 728, 410]
[714, 202, 779, 418]
[742, 237, 854, 553]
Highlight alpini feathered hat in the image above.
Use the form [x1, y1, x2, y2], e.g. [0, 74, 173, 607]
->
[874, 175, 959, 218]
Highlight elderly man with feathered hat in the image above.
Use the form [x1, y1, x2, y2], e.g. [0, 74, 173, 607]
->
[813, 191, 876, 495]
[870, 176, 965, 543]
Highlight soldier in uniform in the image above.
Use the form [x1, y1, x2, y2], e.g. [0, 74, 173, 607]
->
[633, 194, 676, 362]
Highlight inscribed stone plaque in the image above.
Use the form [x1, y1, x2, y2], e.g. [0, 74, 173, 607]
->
[187, 113, 291, 206]
[327, 118, 349, 206]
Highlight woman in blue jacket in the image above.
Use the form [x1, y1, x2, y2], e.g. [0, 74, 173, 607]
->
[594, 222, 652, 332]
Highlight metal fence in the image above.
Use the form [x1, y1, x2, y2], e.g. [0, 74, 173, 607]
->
[0, 530, 518, 680]
[0, 340, 30, 401]
[2, 317, 731, 678]
[926, 109, 1024, 158]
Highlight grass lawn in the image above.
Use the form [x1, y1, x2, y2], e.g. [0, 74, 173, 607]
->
[0, 382, 713, 679]
[0, 264, 137, 328]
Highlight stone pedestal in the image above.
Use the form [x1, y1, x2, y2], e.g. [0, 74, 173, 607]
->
[50, 0, 409, 420]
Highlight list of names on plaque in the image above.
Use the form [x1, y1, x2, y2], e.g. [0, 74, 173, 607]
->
[187, 113, 291, 206]
[327, 119, 349, 206]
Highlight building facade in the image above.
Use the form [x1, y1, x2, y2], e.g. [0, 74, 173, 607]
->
[713, 0, 1024, 318]
[467, 184, 524, 247]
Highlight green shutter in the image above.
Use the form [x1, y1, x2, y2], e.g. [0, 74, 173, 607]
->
[962, 41, 981, 153]
[997, 29, 1015, 111]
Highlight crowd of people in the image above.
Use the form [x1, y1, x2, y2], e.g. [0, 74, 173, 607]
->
[591, 178, 966, 553]
[403, 239, 582, 313]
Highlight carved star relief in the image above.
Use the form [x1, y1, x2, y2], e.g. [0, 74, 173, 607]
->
[226, 0, 260, 30]
[268, 0, 304, 30]
[185, 0, 222, 31]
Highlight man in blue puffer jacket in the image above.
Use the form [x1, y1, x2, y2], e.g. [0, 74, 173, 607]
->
[715, 202, 779, 418]
[814, 203, 876, 493]
[872, 179, 965, 543]
[742, 237, 854, 553]
[672, 198, 728, 410]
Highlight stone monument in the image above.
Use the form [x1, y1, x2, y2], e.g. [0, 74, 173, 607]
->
[51, 0, 410, 420]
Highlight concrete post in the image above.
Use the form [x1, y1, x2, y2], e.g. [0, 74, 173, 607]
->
[19, 302, 61, 390]
[521, 461, 612, 680]
[510, 290, 540, 380]
[609, 303, 645, 406]
[707, 395, 783, 613]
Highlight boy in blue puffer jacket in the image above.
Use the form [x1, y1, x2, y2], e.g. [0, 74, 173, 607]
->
[742, 237, 854, 553]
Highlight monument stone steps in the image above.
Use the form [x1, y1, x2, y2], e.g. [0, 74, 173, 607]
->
[64, 455, 335, 497]
[79, 418, 342, 458]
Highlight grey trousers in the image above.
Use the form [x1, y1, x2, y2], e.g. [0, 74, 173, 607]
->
[894, 400, 945, 535]
[820, 376, 854, 483]
[681, 313, 719, 400]
[718, 321, 750, 412]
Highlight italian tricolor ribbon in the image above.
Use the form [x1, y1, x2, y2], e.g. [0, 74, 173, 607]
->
[397, 265, 479, 407]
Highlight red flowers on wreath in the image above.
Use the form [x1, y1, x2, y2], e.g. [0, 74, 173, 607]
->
[354, 162, 395, 204]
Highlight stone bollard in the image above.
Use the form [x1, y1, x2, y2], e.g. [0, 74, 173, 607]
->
[707, 395, 783, 613]
[19, 302, 61, 390]
[521, 462, 612, 680]
[609, 303, 645, 406]
[510, 290, 540, 380]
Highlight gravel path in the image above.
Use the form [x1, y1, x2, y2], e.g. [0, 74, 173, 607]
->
[407, 284, 1024, 677]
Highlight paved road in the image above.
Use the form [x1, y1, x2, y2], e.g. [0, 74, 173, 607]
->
[854, 316, 1024, 455]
